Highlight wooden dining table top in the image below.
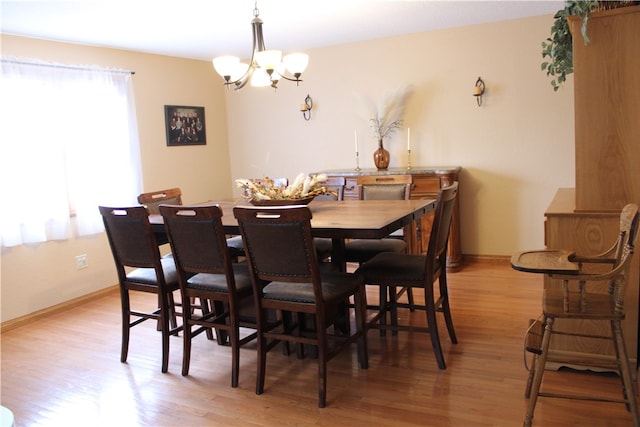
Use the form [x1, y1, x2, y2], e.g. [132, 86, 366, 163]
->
[149, 198, 436, 239]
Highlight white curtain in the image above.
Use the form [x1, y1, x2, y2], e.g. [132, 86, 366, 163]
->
[0, 57, 142, 247]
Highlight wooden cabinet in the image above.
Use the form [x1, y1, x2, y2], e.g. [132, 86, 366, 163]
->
[544, 189, 639, 367]
[570, 6, 640, 212]
[320, 167, 462, 270]
[542, 6, 640, 369]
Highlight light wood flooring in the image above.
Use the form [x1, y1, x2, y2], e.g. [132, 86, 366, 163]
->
[1, 261, 637, 426]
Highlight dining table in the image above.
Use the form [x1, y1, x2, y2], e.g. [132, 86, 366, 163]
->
[149, 198, 436, 270]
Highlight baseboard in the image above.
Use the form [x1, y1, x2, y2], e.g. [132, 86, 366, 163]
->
[462, 254, 511, 264]
[1, 285, 119, 333]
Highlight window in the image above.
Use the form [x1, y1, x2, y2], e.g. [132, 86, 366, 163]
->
[0, 58, 142, 247]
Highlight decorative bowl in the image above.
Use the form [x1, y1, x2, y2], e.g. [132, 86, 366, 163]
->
[249, 196, 315, 206]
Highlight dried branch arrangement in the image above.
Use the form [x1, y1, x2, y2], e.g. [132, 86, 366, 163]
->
[355, 85, 413, 140]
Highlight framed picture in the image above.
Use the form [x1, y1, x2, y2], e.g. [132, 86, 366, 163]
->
[164, 105, 206, 146]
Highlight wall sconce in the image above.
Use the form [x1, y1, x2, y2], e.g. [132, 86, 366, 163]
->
[473, 77, 485, 107]
[300, 94, 313, 120]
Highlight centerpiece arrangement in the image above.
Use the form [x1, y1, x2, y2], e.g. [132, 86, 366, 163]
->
[236, 173, 333, 205]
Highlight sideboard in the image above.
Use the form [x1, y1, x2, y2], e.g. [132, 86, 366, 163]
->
[319, 167, 462, 270]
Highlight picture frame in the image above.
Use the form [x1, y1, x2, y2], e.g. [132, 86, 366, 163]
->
[164, 105, 206, 146]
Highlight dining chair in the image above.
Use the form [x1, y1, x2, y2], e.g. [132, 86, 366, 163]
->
[159, 204, 257, 387]
[138, 187, 183, 215]
[233, 205, 368, 408]
[138, 188, 183, 246]
[355, 182, 459, 370]
[99, 205, 182, 373]
[517, 203, 640, 427]
[313, 176, 346, 260]
[344, 174, 414, 314]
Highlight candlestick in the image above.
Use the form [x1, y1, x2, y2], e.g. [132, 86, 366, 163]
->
[354, 130, 358, 154]
[406, 149, 412, 170]
[355, 151, 361, 171]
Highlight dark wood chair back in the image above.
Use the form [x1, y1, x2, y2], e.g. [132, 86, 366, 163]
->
[235, 205, 320, 289]
[357, 175, 411, 200]
[138, 188, 182, 214]
[159, 204, 232, 277]
[99, 205, 162, 274]
[344, 175, 411, 264]
[426, 181, 459, 269]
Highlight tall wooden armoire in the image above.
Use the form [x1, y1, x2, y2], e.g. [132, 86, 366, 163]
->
[544, 6, 640, 369]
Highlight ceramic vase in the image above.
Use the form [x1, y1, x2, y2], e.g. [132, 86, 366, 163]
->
[373, 138, 390, 170]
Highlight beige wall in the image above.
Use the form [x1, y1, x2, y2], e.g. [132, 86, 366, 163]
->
[0, 13, 575, 322]
[225, 14, 575, 256]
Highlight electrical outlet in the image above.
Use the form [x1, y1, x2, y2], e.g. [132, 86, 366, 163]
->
[75, 254, 88, 270]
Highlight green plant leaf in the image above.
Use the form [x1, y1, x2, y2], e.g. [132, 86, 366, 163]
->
[540, 0, 601, 91]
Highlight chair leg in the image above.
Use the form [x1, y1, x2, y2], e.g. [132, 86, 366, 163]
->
[524, 354, 537, 399]
[424, 285, 446, 369]
[120, 287, 131, 364]
[230, 315, 240, 388]
[316, 319, 328, 408]
[255, 310, 268, 396]
[160, 292, 171, 374]
[389, 286, 398, 337]
[199, 298, 215, 341]
[182, 322, 192, 377]
[167, 292, 178, 330]
[379, 286, 388, 337]
[212, 301, 228, 345]
[524, 317, 554, 427]
[295, 312, 306, 360]
[428, 310, 446, 369]
[406, 287, 415, 312]
[354, 285, 369, 370]
[611, 320, 640, 426]
[439, 272, 457, 343]
[181, 295, 193, 376]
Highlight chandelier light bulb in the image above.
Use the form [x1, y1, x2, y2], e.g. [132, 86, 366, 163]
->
[283, 53, 309, 75]
[250, 68, 271, 87]
[212, 56, 240, 79]
[211, 2, 308, 90]
[254, 49, 282, 72]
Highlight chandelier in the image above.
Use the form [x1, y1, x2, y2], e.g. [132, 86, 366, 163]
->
[212, 2, 309, 90]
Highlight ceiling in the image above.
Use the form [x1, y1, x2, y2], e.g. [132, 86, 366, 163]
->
[1, 0, 563, 61]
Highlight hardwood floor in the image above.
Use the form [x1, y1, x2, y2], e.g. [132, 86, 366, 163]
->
[1, 261, 637, 426]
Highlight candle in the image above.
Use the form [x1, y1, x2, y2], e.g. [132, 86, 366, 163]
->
[407, 127, 411, 151]
[354, 130, 358, 153]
